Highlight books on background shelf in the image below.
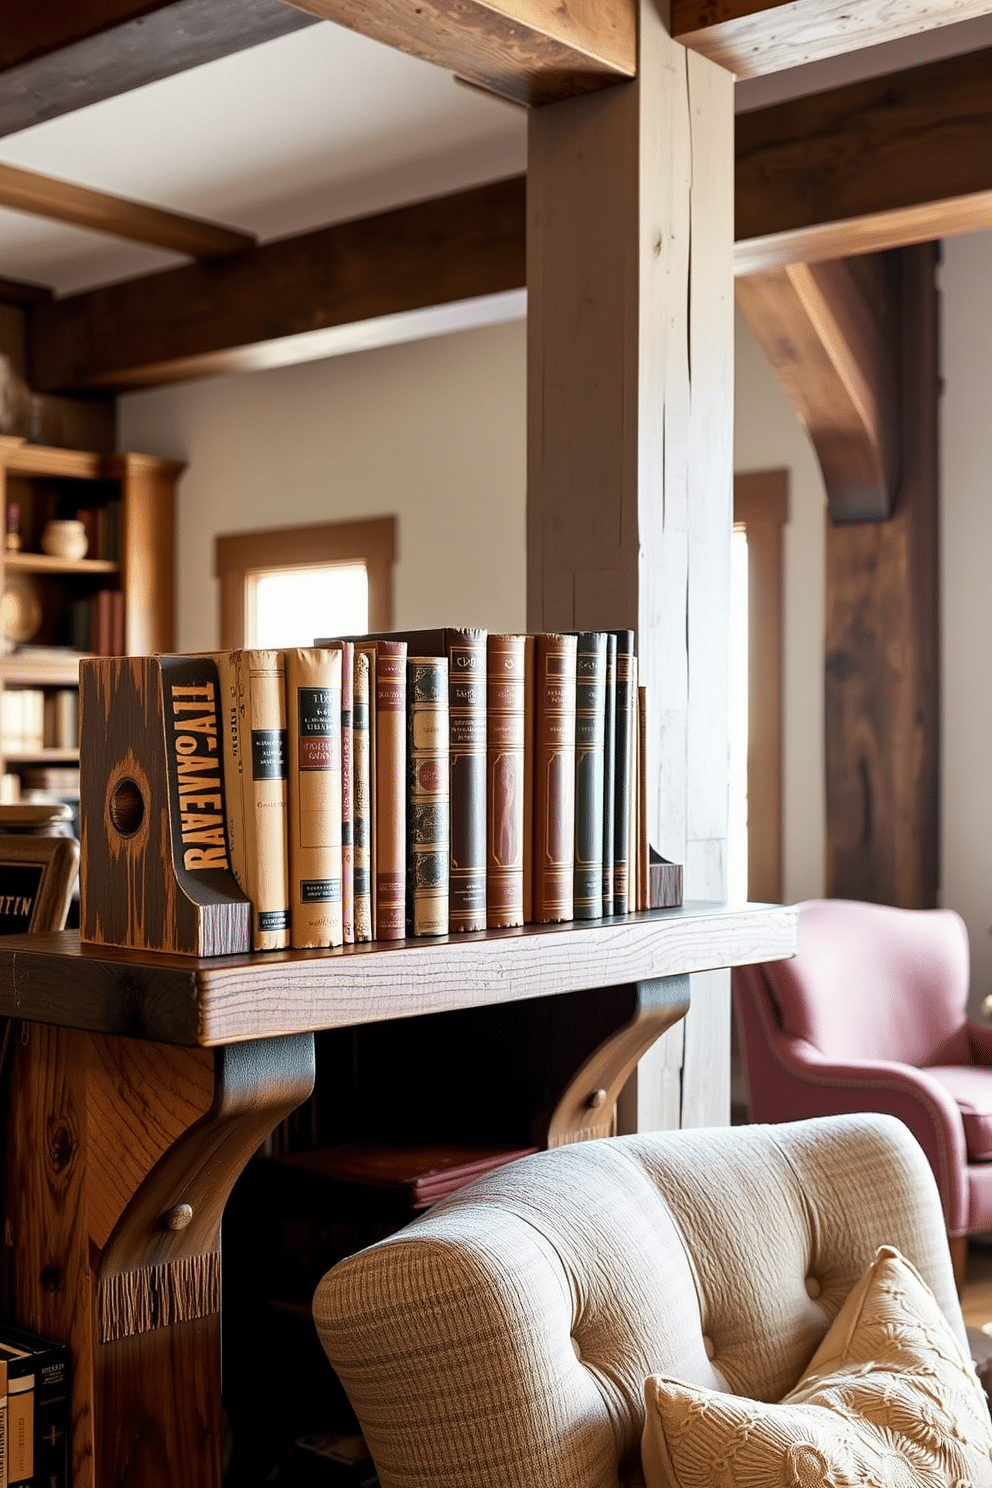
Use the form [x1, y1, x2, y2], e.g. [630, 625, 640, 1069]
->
[70, 589, 125, 656]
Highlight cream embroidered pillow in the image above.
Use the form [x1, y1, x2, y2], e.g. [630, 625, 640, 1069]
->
[642, 1245, 992, 1488]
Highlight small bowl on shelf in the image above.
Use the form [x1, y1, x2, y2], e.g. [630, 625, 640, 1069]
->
[41, 519, 88, 562]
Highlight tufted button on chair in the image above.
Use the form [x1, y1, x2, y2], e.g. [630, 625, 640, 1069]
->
[313, 1112, 963, 1488]
[733, 899, 992, 1275]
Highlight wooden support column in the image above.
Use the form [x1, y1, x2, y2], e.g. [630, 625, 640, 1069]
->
[825, 243, 940, 907]
[527, 2, 735, 1129]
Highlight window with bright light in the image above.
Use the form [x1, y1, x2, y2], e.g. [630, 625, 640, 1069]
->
[214, 517, 395, 650]
[247, 563, 369, 649]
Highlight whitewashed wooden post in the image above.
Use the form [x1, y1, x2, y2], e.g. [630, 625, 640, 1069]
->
[527, 1, 734, 1129]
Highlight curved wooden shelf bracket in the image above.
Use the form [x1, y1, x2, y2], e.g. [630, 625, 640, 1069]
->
[97, 1032, 315, 1341]
[544, 974, 691, 1146]
[736, 254, 901, 524]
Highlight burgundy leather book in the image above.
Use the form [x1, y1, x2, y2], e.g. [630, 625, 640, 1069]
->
[532, 632, 577, 923]
[486, 633, 526, 928]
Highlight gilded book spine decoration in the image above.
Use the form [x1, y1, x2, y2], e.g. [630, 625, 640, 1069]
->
[286, 648, 343, 949]
[243, 650, 290, 950]
[407, 656, 449, 936]
[532, 632, 577, 923]
[486, 633, 526, 928]
[373, 639, 407, 941]
[340, 640, 355, 944]
[446, 630, 487, 932]
[352, 648, 372, 942]
[573, 632, 607, 921]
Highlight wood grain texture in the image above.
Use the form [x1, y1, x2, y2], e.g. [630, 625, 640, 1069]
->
[735, 470, 787, 904]
[527, 6, 734, 1131]
[735, 256, 900, 522]
[281, 0, 635, 104]
[0, 0, 319, 138]
[0, 903, 797, 1045]
[79, 657, 251, 957]
[0, 160, 253, 259]
[118, 454, 181, 655]
[32, 177, 528, 393]
[545, 974, 690, 1144]
[735, 47, 992, 271]
[825, 244, 939, 908]
[4, 1026, 215, 1488]
[672, 0, 992, 78]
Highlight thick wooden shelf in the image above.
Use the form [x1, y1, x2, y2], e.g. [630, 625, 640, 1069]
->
[3, 746, 78, 764]
[0, 650, 83, 685]
[0, 900, 797, 1048]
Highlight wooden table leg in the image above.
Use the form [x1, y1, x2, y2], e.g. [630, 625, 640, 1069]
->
[4, 1024, 315, 1488]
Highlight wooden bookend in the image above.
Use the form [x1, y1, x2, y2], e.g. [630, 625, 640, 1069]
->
[79, 655, 251, 956]
[648, 848, 683, 909]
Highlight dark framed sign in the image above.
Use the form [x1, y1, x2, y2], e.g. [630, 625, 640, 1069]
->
[0, 835, 79, 934]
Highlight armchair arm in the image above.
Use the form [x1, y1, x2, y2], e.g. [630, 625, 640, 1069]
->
[766, 1033, 970, 1235]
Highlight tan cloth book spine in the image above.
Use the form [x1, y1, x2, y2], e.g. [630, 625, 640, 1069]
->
[286, 646, 343, 949]
[241, 649, 290, 950]
[522, 633, 535, 923]
[373, 639, 407, 941]
[353, 648, 372, 942]
[532, 632, 577, 923]
[407, 656, 449, 936]
[487, 633, 526, 928]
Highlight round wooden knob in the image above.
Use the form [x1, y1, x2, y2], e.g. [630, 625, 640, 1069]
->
[163, 1203, 194, 1231]
[587, 1088, 608, 1110]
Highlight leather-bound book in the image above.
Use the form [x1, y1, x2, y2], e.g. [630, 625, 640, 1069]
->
[522, 633, 536, 922]
[602, 631, 617, 916]
[360, 638, 407, 941]
[638, 682, 650, 911]
[613, 631, 636, 915]
[352, 648, 372, 942]
[407, 656, 449, 936]
[286, 646, 343, 948]
[242, 650, 291, 949]
[340, 641, 355, 944]
[486, 633, 526, 928]
[532, 632, 577, 923]
[336, 629, 486, 932]
[216, 650, 291, 951]
[574, 632, 607, 920]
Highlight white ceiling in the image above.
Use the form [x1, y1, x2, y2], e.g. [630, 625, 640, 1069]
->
[0, 18, 527, 296]
[1, 9, 989, 298]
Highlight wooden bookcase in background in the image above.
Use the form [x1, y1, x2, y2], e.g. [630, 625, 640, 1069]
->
[0, 435, 182, 794]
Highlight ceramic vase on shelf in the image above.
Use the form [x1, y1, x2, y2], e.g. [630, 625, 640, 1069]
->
[41, 519, 88, 562]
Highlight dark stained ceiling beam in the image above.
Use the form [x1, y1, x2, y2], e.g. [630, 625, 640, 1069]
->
[30, 176, 527, 394]
[0, 0, 320, 139]
[736, 45, 992, 273]
[673, 0, 992, 79]
[0, 161, 254, 260]
[277, 0, 636, 105]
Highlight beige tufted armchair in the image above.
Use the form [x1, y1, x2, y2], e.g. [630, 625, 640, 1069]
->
[313, 1113, 966, 1488]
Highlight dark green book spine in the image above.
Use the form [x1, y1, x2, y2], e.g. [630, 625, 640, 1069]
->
[602, 631, 617, 916]
[574, 633, 607, 919]
[613, 631, 635, 915]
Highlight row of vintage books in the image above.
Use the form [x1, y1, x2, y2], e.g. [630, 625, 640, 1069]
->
[171, 628, 652, 951]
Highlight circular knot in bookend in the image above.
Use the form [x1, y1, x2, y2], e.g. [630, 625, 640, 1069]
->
[109, 777, 145, 837]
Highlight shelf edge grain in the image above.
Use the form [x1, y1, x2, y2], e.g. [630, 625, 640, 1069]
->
[0, 904, 797, 1046]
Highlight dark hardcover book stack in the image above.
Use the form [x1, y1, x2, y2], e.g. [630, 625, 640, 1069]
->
[0, 1321, 71, 1488]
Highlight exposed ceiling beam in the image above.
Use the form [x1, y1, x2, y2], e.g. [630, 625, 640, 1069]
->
[736, 45, 992, 273]
[0, 0, 320, 139]
[277, 0, 635, 105]
[30, 177, 527, 393]
[735, 255, 901, 522]
[673, 0, 992, 79]
[0, 161, 254, 260]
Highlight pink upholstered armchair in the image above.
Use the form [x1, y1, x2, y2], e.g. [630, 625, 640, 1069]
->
[733, 899, 992, 1258]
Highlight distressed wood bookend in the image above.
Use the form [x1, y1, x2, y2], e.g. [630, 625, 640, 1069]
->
[79, 655, 251, 956]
